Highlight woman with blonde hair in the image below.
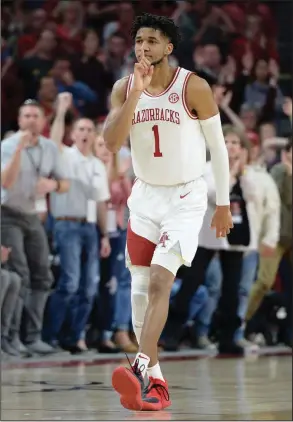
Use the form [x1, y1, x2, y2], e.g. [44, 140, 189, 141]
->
[93, 135, 137, 353]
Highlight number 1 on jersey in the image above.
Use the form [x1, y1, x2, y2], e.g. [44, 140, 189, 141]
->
[152, 125, 163, 157]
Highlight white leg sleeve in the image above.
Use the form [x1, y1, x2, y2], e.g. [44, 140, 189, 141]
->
[130, 266, 150, 344]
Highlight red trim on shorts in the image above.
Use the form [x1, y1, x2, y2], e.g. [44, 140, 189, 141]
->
[143, 67, 181, 98]
[182, 72, 198, 120]
[127, 221, 156, 267]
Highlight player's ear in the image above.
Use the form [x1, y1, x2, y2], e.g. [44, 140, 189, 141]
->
[165, 43, 173, 56]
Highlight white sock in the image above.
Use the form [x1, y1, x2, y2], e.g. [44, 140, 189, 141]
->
[147, 362, 164, 381]
[133, 352, 150, 378]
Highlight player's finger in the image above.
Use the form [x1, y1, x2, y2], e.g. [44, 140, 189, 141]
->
[141, 58, 151, 69]
[141, 57, 151, 67]
[140, 49, 145, 60]
[148, 65, 154, 77]
[139, 60, 149, 70]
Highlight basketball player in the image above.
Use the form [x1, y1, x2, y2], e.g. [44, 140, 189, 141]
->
[103, 14, 233, 411]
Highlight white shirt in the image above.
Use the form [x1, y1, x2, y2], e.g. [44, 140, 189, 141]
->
[50, 146, 110, 219]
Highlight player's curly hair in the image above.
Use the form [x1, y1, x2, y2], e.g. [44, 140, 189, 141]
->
[131, 13, 181, 49]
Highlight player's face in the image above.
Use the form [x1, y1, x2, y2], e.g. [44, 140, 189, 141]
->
[18, 105, 45, 135]
[225, 132, 242, 160]
[72, 119, 96, 148]
[134, 28, 173, 66]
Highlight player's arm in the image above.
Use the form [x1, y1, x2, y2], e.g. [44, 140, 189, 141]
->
[187, 75, 230, 207]
[103, 77, 140, 153]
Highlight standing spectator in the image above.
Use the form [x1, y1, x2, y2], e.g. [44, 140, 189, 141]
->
[1, 246, 21, 358]
[1, 100, 69, 355]
[163, 126, 263, 355]
[93, 135, 136, 353]
[45, 94, 111, 353]
[245, 138, 292, 331]
[18, 29, 57, 99]
[207, 129, 281, 351]
[49, 58, 98, 115]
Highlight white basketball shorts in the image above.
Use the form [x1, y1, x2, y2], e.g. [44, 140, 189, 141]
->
[126, 177, 207, 274]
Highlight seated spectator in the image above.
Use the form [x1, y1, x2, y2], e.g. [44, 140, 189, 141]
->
[49, 58, 98, 115]
[71, 29, 114, 119]
[1, 246, 21, 358]
[18, 29, 57, 99]
[1, 100, 69, 355]
[45, 94, 111, 353]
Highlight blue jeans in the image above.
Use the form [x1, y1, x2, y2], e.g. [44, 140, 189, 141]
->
[234, 251, 259, 342]
[114, 229, 132, 331]
[44, 220, 99, 345]
[196, 257, 222, 337]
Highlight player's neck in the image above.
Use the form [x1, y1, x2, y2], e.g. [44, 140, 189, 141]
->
[149, 62, 175, 90]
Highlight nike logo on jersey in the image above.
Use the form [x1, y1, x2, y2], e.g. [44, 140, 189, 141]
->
[180, 191, 191, 199]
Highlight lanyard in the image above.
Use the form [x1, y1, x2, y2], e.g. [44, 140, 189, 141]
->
[25, 145, 44, 177]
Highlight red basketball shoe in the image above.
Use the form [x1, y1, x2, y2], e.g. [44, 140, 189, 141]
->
[141, 377, 171, 411]
[112, 358, 148, 411]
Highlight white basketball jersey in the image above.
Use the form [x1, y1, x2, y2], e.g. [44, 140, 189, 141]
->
[126, 67, 207, 186]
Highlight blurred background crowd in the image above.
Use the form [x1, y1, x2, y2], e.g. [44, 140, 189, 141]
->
[1, 0, 292, 360]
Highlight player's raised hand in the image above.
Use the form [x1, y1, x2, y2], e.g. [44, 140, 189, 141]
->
[133, 50, 154, 92]
[211, 205, 233, 238]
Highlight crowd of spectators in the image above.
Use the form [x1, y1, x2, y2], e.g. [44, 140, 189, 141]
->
[1, 0, 292, 359]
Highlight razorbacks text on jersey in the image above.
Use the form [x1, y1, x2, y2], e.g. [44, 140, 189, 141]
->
[126, 67, 207, 186]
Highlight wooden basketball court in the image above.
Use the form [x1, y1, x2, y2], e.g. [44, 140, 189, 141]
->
[2, 352, 292, 420]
